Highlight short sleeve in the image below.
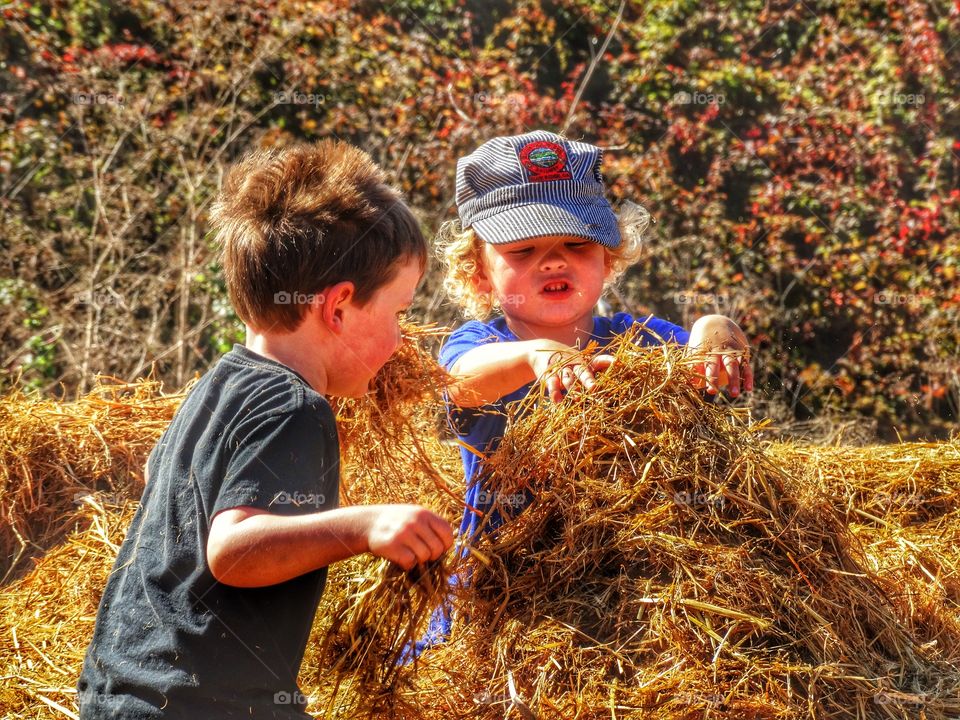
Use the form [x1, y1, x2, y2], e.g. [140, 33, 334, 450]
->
[439, 320, 504, 371]
[213, 399, 339, 518]
[438, 320, 519, 438]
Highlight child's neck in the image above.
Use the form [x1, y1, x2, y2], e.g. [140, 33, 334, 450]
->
[244, 327, 329, 394]
[504, 314, 595, 348]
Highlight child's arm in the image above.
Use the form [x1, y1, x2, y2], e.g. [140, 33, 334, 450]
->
[206, 504, 453, 588]
[448, 339, 614, 406]
[686, 314, 754, 396]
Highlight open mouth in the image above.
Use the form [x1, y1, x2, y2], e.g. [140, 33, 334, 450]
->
[543, 281, 570, 293]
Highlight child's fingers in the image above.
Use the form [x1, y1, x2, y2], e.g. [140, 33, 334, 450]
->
[403, 531, 434, 567]
[741, 359, 755, 392]
[417, 525, 449, 561]
[588, 354, 616, 372]
[425, 513, 454, 552]
[561, 364, 594, 392]
[547, 354, 615, 400]
[573, 364, 597, 391]
[704, 356, 720, 393]
[390, 546, 418, 571]
[545, 373, 565, 402]
[722, 354, 741, 396]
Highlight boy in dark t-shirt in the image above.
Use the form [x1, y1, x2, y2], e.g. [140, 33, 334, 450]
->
[77, 141, 453, 719]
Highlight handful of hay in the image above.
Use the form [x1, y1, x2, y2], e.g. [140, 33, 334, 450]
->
[319, 555, 454, 716]
[336, 328, 960, 719]
[331, 321, 460, 511]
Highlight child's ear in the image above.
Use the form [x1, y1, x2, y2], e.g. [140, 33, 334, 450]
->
[473, 267, 492, 294]
[603, 249, 615, 279]
[316, 281, 355, 332]
[472, 252, 493, 294]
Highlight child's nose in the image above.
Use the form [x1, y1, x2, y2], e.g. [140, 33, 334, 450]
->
[539, 249, 567, 272]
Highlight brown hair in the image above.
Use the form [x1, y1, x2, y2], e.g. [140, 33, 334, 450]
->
[210, 140, 426, 332]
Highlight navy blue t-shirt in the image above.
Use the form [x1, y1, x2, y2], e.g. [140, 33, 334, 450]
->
[78, 345, 339, 719]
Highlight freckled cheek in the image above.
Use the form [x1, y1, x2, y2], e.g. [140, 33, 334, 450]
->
[377, 325, 402, 365]
[502, 269, 530, 296]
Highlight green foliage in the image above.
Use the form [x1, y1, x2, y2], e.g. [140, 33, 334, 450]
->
[0, 0, 956, 438]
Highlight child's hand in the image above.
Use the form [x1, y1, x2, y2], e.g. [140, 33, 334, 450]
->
[366, 504, 454, 571]
[531, 342, 615, 403]
[685, 314, 754, 397]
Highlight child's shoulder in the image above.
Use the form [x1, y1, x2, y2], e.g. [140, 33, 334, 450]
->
[448, 316, 511, 339]
[439, 317, 512, 367]
[183, 345, 331, 425]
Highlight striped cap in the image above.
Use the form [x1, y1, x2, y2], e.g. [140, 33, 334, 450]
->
[455, 131, 621, 248]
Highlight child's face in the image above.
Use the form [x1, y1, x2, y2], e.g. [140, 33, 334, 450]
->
[477, 234, 610, 336]
[329, 255, 422, 397]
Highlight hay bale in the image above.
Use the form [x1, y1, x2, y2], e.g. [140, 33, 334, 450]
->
[350, 329, 960, 719]
[768, 441, 960, 527]
[0, 379, 183, 582]
[0, 497, 138, 718]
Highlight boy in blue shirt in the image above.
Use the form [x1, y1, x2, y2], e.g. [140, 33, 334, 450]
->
[423, 130, 752, 644]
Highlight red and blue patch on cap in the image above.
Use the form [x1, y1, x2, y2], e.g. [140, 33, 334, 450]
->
[518, 140, 572, 183]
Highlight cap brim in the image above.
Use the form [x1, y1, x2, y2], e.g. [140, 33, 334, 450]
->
[472, 202, 621, 248]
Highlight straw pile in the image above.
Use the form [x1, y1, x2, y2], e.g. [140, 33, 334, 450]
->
[0, 497, 138, 718]
[2, 322, 960, 719]
[0, 378, 184, 584]
[349, 328, 960, 719]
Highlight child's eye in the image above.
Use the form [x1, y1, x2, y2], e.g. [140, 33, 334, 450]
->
[508, 247, 533, 256]
[565, 241, 590, 250]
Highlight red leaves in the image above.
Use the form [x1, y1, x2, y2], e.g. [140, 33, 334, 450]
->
[95, 44, 163, 67]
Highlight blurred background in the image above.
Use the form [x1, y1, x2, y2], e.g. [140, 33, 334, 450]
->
[0, 0, 957, 440]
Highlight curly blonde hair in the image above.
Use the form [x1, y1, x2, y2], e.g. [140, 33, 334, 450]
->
[437, 201, 652, 320]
